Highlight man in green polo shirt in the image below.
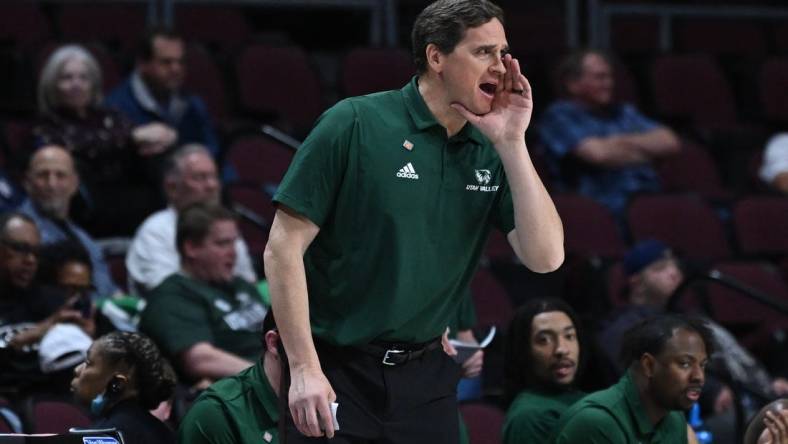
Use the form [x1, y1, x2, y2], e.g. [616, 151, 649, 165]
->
[140, 203, 267, 384]
[552, 315, 714, 443]
[178, 310, 281, 444]
[502, 298, 586, 443]
[263, 0, 564, 442]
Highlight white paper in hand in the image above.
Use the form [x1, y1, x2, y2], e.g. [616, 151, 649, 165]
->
[448, 326, 496, 363]
[321, 402, 340, 431]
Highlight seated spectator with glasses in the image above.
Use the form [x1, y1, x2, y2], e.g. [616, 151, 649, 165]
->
[0, 212, 93, 399]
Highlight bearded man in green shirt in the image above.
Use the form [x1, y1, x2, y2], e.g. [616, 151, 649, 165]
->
[502, 298, 586, 443]
[552, 315, 714, 443]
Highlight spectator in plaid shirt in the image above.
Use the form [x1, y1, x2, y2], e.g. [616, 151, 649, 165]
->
[539, 50, 680, 217]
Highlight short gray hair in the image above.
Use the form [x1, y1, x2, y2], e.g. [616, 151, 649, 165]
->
[164, 143, 214, 181]
[37, 45, 103, 114]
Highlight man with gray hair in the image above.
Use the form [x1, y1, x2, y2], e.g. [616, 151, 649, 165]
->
[126, 144, 256, 294]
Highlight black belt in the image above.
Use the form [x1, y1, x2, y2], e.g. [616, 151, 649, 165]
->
[356, 337, 443, 366]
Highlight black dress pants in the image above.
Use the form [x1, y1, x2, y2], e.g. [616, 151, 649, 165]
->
[284, 338, 462, 444]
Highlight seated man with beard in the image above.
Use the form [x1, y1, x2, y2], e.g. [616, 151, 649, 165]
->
[502, 298, 586, 443]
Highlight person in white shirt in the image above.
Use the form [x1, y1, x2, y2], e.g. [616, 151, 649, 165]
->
[760, 133, 788, 194]
[126, 144, 256, 294]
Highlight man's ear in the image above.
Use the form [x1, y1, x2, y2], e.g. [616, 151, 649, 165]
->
[425, 43, 445, 75]
[640, 353, 657, 379]
[182, 238, 198, 260]
[109, 374, 129, 394]
[264, 329, 280, 358]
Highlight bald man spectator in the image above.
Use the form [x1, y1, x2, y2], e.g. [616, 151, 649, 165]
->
[126, 144, 256, 294]
[540, 50, 680, 216]
[18, 146, 118, 299]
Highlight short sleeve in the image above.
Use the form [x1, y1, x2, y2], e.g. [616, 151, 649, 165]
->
[553, 407, 624, 444]
[178, 397, 236, 444]
[273, 100, 356, 227]
[618, 104, 659, 132]
[759, 133, 788, 182]
[502, 411, 546, 444]
[538, 104, 589, 160]
[139, 281, 214, 356]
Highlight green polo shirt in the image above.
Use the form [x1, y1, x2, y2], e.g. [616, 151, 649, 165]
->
[503, 389, 584, 444]
[274, 76, 515, 346]
[140, 274, 267, 363]
[178, 359, 279, 444]
[551, 371, 688, 444]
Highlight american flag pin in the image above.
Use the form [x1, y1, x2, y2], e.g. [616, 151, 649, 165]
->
[403, 140, 414, 151]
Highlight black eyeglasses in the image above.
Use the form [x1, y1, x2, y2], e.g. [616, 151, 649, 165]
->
[0, 239, 40, 257]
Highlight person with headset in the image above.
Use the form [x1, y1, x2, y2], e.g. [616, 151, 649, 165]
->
[70, 331, 177, 444]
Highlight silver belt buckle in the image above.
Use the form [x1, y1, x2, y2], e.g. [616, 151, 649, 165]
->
[382, 348, 405, 366]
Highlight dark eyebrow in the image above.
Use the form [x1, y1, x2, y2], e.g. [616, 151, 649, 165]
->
[562, 326, 576, 333]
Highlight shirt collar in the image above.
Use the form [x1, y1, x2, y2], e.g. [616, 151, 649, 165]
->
[131, 70, 188, 122]
[250, 358, 280, 423]
[401, 76, 485, 146]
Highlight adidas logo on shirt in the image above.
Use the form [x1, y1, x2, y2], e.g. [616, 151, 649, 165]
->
[396, 162, 419, 180]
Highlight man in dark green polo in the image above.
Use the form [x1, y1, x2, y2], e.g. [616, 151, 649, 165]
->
[263, 1, 564, 442]
[552, 315, 714, 443]
[502, 298, 586, 443]
[178, 311, 281, 444]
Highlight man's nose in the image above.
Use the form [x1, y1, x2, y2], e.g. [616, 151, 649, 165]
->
[490, 55, 506, 75]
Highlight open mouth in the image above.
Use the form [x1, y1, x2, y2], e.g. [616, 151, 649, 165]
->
[685, 387, 702, 402]
[479, 83, 497, 96]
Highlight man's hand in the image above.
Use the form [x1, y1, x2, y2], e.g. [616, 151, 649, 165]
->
[451, 54, 533, 147]
[462, 350, 484, 378]
[132, 122, 177, 156]
[289, 365, 337, 438]
[759, 410, 788, 444]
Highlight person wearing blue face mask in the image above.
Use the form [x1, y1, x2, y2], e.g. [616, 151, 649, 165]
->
[70, 331, 176, 443]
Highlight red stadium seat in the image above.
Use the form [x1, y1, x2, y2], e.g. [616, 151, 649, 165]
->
[0, 3, 51, 49]
[58, 4, 146, 51]
[553, 193, 626, 260]
[704, 261, 788, 350]
[674, 20, 768, 57]
[732, 196, 788, 257]
[470, 267, 513, 330]
[459, 402, 505, 444]
[759, 57, 788, 125]
[224, 134, 295, 186]
[340, 47, 414, 98]
[184, 44, 229, 121]
[651, 55, 737, 128]
[655, 139, 726, 199]
[627, 194, 731, 260]
[175, 6, 251, 51]
[25, 398, 91, 434]
[236, 44, 324, 134]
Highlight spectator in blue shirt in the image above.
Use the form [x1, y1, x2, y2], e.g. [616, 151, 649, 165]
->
[539, 50, 680, 216]
[105, 27, 219, 159]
